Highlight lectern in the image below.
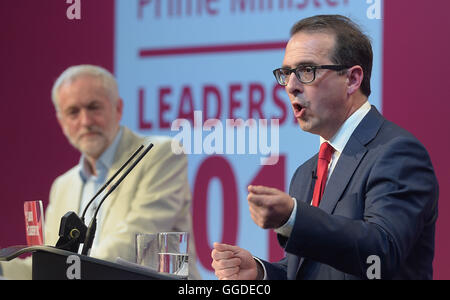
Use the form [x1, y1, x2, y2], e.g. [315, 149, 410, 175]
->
[0, 245, 180, 280]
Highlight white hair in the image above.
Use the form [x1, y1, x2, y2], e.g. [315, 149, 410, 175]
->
[51, 64, 119, 112]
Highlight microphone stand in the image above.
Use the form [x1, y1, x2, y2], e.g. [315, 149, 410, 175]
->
[55, 144, 145, 253]
[81, 143, 154, 256]
[81, 145, 144, 222]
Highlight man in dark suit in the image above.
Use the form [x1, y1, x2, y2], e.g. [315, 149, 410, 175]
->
[211, 15, 439, 280]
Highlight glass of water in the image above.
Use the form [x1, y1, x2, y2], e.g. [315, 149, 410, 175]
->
[136, 233, 159, 271]
[157, 232, 189, 278]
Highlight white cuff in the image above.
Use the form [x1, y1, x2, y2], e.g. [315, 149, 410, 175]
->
[274, 197, 297, 238]
[253, 257, 268, 280]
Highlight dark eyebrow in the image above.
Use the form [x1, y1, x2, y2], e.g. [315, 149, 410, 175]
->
[62, 100, 102, 113]
[281, 60, 318, 69]
[87, 100, 102, 106]
[62, 106, 79, 115]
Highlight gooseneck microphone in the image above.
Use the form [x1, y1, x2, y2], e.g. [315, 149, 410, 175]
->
[80, 145, 144, 222]
[81, 142, 154, 256]
[55, 143, 152, 254]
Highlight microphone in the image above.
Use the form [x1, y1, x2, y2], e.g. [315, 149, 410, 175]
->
[81, 142, 154, 256]
[81, 145, 144, 221]
[55, 211, 87, 252]
[312, 170, 317, 180]
[55, 144, 145, 253]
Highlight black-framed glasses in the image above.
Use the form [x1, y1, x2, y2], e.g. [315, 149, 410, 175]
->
[273, 65, 350, 86]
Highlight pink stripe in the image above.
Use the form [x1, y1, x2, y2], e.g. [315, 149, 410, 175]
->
[139, 41, 287, 57]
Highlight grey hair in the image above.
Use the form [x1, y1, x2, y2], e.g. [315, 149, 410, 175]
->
[51, 64, 119, 112]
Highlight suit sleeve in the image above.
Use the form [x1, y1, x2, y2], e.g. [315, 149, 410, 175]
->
[284, 136, 438, 279]
[260, 257, 288, 280]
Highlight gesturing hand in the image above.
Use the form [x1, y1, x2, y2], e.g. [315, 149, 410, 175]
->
[211, 243, 263, 280]
[247, 185, 294, 229]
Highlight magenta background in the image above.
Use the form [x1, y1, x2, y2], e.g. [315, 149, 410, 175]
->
[1, 0, 449, 279]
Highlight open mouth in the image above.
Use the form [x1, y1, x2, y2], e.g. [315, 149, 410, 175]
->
[293, 102, 303, 112]
[292, 102, 305, 118]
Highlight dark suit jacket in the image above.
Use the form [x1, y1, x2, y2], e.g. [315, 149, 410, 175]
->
[262, 106, 439, 280]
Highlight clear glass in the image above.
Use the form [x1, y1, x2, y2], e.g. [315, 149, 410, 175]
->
[157, 232, 189, 277]
[135, 233, 159, 271]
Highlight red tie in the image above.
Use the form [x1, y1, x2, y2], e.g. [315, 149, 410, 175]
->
[311, 142, 335, 207]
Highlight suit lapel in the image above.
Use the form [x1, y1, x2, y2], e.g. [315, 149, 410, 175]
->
[319, 106, 384, 215]
[67, 171, 84, 213]
[285, 158, 317, 275]
[318, 138, 367, 214]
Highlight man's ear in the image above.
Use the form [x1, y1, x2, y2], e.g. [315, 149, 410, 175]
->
[346, 65, 364, 95]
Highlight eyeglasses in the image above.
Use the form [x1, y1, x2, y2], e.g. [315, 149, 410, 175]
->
[273, 65, 350, 86]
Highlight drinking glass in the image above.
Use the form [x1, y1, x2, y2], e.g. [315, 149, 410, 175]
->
[135, 233, 159, 271]
[157, 232, 189, 277]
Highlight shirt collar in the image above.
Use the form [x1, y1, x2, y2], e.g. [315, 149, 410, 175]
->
[78, 126, 124, 181]
[320, 101, 372, 153]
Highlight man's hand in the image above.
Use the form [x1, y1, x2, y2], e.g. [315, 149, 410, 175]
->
[247, 185, 294, 229]
[211, 243, 262, 280]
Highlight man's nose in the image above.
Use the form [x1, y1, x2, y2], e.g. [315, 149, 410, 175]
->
[79, 109, 94, 126]
[286, 72, 304, 96]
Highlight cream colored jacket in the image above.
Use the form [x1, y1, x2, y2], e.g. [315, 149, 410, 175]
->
[1, 127, 200, 279]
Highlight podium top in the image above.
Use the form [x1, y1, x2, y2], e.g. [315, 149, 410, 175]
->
[0, 245, 49, 261]
[0, 245, 182, 280]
